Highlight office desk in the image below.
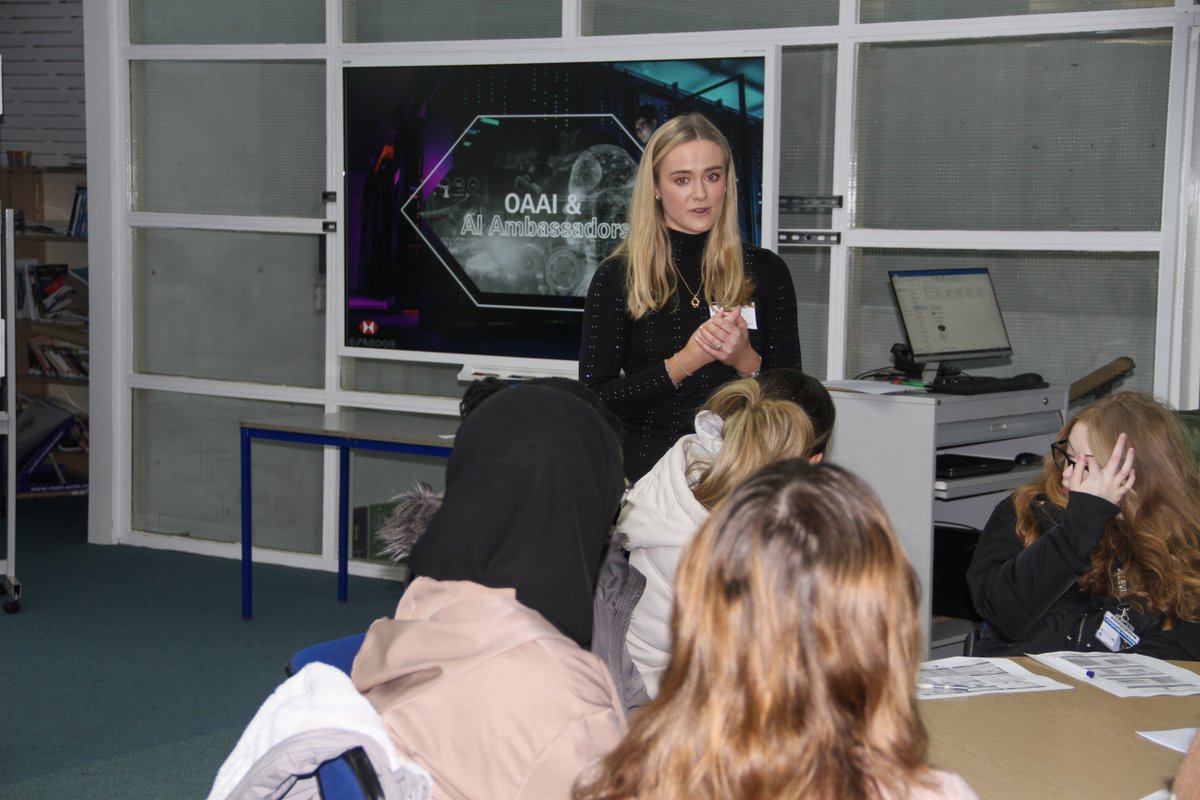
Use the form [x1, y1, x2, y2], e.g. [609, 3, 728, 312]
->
[921, 657, 1199, 799]
[240, 410, 457, 619]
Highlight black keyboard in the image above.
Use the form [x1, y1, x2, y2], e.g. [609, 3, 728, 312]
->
[929, 375, 1049, 395]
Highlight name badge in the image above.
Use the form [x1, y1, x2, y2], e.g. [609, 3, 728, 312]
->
[1095, 610, 1140, 652]
[709, 303, 758, 330]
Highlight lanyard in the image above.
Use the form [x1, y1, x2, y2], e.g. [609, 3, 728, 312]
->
[1111, 561, 1131, 623]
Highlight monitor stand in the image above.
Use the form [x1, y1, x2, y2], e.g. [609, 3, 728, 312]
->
[890, 343, 957, 383]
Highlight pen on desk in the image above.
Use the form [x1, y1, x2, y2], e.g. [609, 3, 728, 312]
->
[917, 682, 972, 693]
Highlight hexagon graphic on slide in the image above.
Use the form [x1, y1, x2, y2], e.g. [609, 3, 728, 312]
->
[400, 114, 640, 311]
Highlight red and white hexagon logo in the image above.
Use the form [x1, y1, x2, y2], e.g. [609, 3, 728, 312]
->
[359, 320, 378, 335]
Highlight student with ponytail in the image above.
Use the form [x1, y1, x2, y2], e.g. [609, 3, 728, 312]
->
[618, 370, 831, 697]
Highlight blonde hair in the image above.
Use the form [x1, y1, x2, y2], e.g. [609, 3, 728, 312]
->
[612, 112, 752, 318]
[688, 378, 814, 509]
[1014, 391, 1200, 626]
[574, 461, 932, 800]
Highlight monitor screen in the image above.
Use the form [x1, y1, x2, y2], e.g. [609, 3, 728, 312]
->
[341, 55, 767, 373]
[888, 268, 1012, 363]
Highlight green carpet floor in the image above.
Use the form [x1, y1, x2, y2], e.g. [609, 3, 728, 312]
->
[0, 495, 401, 799]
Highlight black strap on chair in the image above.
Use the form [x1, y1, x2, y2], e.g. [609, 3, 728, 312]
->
[962, 627, 984, 657]
[316, 746, 385, 800]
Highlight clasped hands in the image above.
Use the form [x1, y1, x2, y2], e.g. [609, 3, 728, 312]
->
[675, 306, 760, 378]
[1066, 432, 1136, 507]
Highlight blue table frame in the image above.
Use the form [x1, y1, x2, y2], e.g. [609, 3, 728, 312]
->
[240, 410, 456, 619]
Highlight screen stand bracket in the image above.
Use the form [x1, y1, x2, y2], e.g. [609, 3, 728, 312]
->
[891, 343, 925, 380]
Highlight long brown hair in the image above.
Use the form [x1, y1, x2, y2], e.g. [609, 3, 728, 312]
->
[574, 461, 932, 800]
[613, 112, 752, 318]
[1014, 391, 1200, 625]
[688, 377, 814, 509]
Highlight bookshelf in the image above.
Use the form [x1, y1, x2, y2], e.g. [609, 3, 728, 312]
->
[1, 166, 88, 265]
[1, 166, 89, 495]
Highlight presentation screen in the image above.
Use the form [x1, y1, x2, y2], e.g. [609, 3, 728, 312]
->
[342, 55, 766, 370]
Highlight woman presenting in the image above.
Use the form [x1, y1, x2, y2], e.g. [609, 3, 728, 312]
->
[580, 112, 802, 481]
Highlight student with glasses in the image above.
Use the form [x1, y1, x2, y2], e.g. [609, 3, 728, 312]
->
[966, 391, 1200, 660]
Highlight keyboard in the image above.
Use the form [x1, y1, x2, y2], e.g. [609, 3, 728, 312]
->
[929, 374, 1049, 395]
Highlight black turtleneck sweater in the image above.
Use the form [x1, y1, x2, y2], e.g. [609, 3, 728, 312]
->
[579, 229, 802, 482]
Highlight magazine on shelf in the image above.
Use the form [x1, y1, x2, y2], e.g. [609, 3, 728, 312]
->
[15, 263, 89, 323]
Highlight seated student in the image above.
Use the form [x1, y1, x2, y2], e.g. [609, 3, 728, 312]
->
[377, 375, 623, 563]
[351, 385, 628, 800]
[620, 370, 832, 696]
[574, 460, 979, 800]
[967, 391, 1200, 660]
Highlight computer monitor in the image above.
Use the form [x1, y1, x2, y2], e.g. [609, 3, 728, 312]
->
[888, 267, 1012, 367]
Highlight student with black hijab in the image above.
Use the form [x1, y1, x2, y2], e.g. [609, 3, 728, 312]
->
[351, 384, 628, 800]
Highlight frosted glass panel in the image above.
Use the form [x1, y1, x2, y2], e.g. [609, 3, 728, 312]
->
[130, 61, 325, 217]
[133, 228, 325, 387]
[129, 0, 324, 44]
[780, 46, 837, 231]
[861, 0, 1168, 23]
[342, 358, 465, 398]
[132, 391, 323, 553]
[581, 0, 837, 34]
[845, 249, 1156, 396]
[344, 0, 559, 42]
[781, 248, 830, 380]
[855, 31, 1170, 231]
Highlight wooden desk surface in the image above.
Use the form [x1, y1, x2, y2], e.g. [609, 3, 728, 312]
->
[242, 409, 458, 449]
[921, 657, 1199, 800]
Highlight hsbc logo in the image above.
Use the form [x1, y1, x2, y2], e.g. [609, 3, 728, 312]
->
[359, 320, 378, 335]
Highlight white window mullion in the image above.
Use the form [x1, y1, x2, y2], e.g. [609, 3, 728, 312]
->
[825, 36, 858, 379]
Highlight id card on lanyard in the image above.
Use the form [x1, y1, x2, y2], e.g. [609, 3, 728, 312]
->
[1095, 562, 1140, 652]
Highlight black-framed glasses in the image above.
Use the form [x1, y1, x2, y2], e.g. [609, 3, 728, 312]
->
[1050, 440, 1076, 470]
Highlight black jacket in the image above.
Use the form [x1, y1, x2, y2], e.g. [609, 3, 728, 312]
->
[579, 230, 802, 482]
[966, 491, 1200, 660]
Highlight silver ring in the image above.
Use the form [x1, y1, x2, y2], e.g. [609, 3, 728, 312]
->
[714, 342, 723, 351]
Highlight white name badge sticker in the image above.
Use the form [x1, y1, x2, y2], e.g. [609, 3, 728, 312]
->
[1095, 610, 1140, 652]
[709, 303, 758, 330]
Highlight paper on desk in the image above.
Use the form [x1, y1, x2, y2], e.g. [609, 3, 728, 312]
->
[823, 379, 915, 395]
[917, 656, 1072, 699]
[1030, 651, 1200, 697]
[1137, 727, 1197, 754]
[1138, 791, 1170, 800]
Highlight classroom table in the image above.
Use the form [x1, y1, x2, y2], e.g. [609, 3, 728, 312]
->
[921, 656, 1199, 800]
[239, 409, 457, 619]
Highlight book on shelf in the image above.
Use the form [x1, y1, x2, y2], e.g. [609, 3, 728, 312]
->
[15, 263, 88, 323]
[73, 187, 88, 238]
[26, 334, 88, 379]
[67, 185, 86, 238]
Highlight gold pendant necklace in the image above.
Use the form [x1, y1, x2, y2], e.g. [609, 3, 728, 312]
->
[674, 266, 702, 309]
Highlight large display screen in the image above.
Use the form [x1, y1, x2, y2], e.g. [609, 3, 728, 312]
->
[342, 56, 766, 370]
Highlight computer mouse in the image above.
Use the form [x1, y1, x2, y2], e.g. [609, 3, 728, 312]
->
[1013, 452, 1044, 467]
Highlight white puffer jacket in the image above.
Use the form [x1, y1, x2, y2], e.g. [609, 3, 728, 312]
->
[619, 412, 722, 697]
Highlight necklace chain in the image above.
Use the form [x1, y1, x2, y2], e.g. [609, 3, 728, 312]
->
[673, 265, 702, 309]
